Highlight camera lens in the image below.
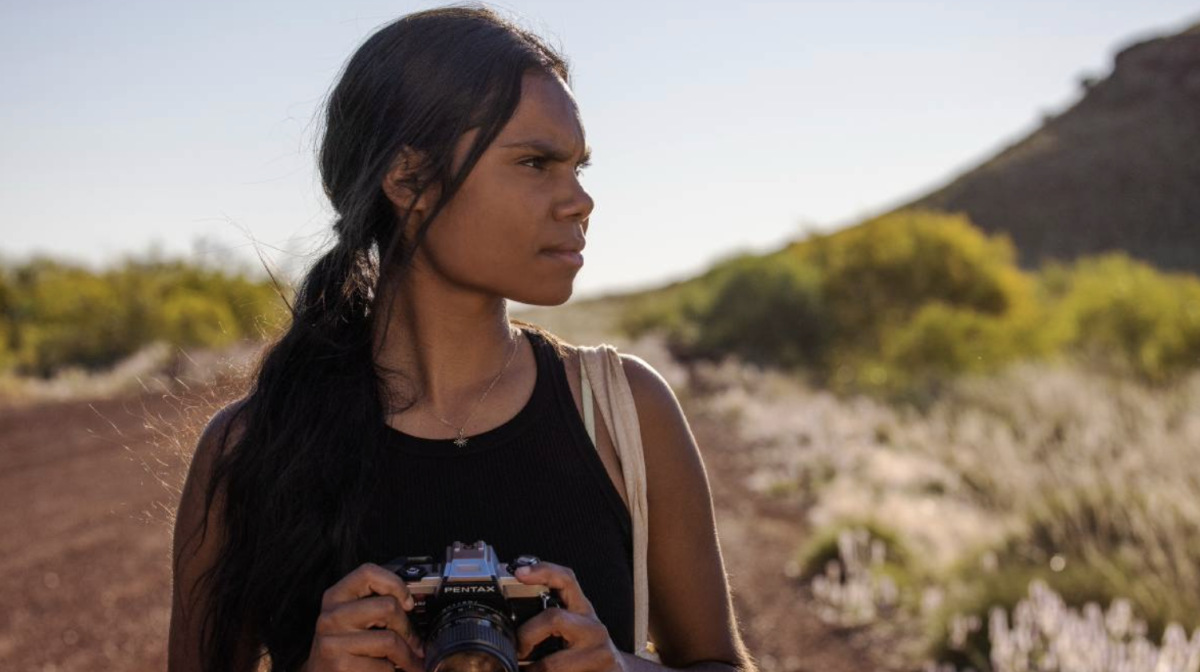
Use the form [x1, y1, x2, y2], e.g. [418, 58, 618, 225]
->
[425, 602, 519, 672]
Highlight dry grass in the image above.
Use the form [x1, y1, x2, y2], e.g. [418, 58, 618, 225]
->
[685, 351, 1200, 670]
[0, 340, 264, 408]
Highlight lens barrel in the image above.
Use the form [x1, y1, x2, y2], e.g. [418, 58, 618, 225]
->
[425, 603, 519, 672]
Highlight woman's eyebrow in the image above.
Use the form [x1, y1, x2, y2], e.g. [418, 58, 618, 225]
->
[500, 139, 592, 163]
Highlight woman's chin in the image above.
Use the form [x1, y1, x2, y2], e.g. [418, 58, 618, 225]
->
[510, 281, 575, 307]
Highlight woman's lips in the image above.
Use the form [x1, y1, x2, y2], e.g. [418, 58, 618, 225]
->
[542, 250, 584, 267]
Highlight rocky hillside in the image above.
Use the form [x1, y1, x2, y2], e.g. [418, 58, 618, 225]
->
[898, 21, 1200, 274]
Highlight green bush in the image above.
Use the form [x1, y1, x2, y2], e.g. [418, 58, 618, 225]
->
[8, 260, 132, 376]
[158, 290, 241, 348]
[619, 253, 767, 340]
[621, 209, 1046, 392]
[803, 209, 1035, 356]
[1051, 253, 1200, 381]
[0, 275, 16, 372]
[0, 254, 286, 377]
[0, 322, 13, 372]
[619, 281, 711, 344]
[883, 304, 1021, 375]
[667, 253, 830, 372]
[619, 210, 1200, 396]
[865, 301, 1054, 401]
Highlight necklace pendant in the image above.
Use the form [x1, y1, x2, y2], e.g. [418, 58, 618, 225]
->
[454, 434, 469, 448]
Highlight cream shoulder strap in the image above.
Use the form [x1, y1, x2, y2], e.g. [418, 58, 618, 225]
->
[577, 345, 660, 663]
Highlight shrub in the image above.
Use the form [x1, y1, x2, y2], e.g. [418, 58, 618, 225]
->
[8, 260, 131, 376]
[797, 522, 916, 628]
[622, 210, 1043, 390]
[802, 209, 1035, 356]
[1018, 485, 1200, 634]
[865, 302, 1053, 401]
[929, 549, 1196, 670]
[797, 519, 915, 582]
[669, 253, 830, 371]
[617, 211, 1200, 397]
[885, 305, 1018, 372]
[618, 281, 711, 346]
[1051, 253, 1200, 382]
[1, 254, 286, 376]
[0, 322, 12, 373]
[158, 290, 241, 348]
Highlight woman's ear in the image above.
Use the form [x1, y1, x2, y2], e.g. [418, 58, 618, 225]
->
[381, 146, 439, 223]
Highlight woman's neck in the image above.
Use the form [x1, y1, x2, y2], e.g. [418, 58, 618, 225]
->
[370, 270, 528, 422]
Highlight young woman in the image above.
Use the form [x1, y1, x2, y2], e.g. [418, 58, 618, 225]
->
[168, 5, 753, 672]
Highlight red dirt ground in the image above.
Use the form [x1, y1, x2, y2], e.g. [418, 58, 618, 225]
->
[0, 383, 883, 672]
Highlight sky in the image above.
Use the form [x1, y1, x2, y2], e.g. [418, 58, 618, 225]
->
[2, 0, 1198, 303]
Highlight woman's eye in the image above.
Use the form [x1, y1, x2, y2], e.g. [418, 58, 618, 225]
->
[520, 157, 589, 177]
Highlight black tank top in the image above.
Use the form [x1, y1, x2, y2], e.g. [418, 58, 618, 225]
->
[359, 326, 636, 653]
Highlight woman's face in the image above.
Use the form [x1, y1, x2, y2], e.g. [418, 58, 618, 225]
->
[398, 71, 594, 306]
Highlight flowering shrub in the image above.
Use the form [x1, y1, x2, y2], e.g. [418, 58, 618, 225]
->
[807, 527, 902, 627]
[943, 580, 1200, 672]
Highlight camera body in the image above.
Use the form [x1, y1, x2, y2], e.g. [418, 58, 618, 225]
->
[383, 540, 566, 672]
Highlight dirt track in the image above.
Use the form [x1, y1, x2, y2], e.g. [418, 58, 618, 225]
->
[0, 383, 881, 672]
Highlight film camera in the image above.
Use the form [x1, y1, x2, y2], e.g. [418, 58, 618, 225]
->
[383, 540, 567, 672]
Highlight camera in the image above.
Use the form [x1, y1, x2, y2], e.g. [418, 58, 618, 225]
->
[383, 540, 566, 672]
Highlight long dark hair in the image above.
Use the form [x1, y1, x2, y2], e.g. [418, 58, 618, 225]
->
[189, 6, 571, 670]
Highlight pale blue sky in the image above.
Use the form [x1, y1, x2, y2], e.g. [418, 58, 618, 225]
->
[2, 0, 1198, 301]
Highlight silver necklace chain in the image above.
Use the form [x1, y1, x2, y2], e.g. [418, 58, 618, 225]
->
[431, 328, 521, 447]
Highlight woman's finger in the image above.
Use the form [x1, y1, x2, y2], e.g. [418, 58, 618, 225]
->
[316, 630, 425, 672]
[321, 562, 416, 612]
[515, 607, 604, 658]
[316, 595, 422, 653]
[513, 561, 596, 617]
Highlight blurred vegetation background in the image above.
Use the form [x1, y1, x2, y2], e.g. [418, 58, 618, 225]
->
[0, 252, 288, 388]
[621, 208, 1200, 399]
[5, 209, 1197, 394]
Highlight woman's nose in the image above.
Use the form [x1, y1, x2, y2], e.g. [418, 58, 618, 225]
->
[557, 178, 594, 224]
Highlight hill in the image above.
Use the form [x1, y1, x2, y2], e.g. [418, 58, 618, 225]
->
[896, 21, 1200, 273]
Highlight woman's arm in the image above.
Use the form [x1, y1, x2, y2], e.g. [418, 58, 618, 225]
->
[168, 399, 260, 672]
[620, 355, 758, 672]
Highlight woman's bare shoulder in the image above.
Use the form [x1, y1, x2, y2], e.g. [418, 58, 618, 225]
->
[187, 397, 251, 476]
[169, 395, 257, 672]
[618, 354, 675, 403]
[174, 396, 252, 547]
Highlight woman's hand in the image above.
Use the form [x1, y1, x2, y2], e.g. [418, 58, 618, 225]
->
[512, 561, 629, 672]
[304, 562, 426, 672]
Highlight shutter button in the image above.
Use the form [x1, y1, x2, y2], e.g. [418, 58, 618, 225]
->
[507, 555, 540, 575]
[402, 566, 426, 579]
